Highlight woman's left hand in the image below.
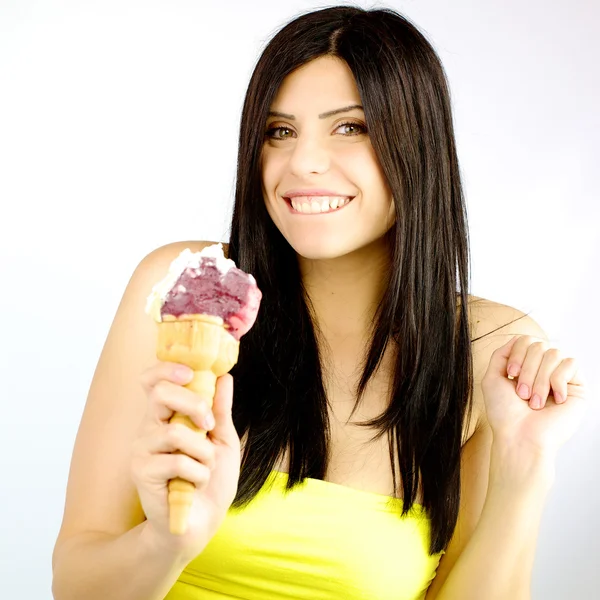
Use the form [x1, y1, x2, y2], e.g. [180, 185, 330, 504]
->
[481, 335, 588, 456]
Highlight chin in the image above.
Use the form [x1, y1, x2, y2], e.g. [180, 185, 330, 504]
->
[284, 235, 374, 261]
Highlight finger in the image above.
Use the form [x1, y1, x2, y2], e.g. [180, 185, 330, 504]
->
[529, 348, 562, 410]
[483, 335, 520, 382]
[515, 341, 549, 401]
[506, 335, 543, 379]
[148, 380, 214, 430]
[139, 453, 212, 489]
[209, 374, 239, 448]
[550, 357, 583, 404]
[145, 423, 217, 470]
[141, 361, 194, 392]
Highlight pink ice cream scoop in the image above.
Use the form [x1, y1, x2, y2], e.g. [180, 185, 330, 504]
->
[160, 256, 261, 340]
[146, 243, 262, 341]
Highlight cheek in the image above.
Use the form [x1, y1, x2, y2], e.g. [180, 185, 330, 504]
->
[260, 151, 281, 222]
[261, 148, 285, 188]
[339, 147, 391, 200]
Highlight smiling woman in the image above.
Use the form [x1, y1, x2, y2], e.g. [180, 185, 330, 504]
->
[261, 57, 395, 260]
[51, 5, 587, 600]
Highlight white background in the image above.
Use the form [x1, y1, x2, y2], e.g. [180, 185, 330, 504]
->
[1, 1, 598, 598]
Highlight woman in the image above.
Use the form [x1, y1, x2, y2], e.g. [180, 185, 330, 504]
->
[51, 6, 587, 600]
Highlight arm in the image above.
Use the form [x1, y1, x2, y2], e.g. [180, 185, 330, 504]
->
[52, 525, 192, 600]
[52, 240, 219, 600]
[427, 422, 554, 600]
[426, 300, 557, 600]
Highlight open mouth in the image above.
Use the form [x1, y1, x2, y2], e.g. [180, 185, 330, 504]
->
[283, 195, 354, 215]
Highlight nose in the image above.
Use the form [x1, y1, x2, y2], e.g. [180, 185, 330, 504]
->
[288, 135, 330, 177]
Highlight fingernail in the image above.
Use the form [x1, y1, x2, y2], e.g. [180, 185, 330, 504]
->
[530, 394, 542, 409]
[554, 392, 563, 404]
[517, 383, 529, 399]
[175, 366, 193, 382]
[507, 364, 520, 377]
[203, 413, 215, 431]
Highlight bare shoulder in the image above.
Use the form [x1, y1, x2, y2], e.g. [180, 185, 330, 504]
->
[53, 240, 224, 559]
[465, 294, 548, 433]
[466, 294, 546, 339]
[141, 239, 229, 270]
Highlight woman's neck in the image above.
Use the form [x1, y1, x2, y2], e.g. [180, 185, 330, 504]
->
[298, 239, 391, 343]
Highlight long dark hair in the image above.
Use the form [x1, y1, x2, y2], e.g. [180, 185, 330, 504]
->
[228, 5, 476, 555]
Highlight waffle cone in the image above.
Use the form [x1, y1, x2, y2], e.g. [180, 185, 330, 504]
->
[156, 313, 240, 535]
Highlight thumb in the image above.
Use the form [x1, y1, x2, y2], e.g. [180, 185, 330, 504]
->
[209, 373, 238, 447]
[484, 335, 520, 380]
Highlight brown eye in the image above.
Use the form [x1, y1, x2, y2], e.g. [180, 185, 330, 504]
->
[265, 126, 296, 140]
[335, 122, 367, 136]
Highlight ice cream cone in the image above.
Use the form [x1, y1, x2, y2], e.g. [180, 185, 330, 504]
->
[146, 243, 261, 534]
[156, 313, 240, 535]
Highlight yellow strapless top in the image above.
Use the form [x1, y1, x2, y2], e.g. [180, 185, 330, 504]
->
[165, 471, 443, 600]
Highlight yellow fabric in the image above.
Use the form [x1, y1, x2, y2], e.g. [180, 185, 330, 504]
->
[165, 471, 443, 600]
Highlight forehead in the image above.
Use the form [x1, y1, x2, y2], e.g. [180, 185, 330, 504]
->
[270, 56, 361, 111]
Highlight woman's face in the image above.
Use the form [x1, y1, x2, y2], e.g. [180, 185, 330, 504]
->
[261, 56, 396, 260]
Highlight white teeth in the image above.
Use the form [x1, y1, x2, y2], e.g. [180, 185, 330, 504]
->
[289, 195, 351, 213]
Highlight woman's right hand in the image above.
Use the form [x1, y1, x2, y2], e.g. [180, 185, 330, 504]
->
[131, 362, 241, 562]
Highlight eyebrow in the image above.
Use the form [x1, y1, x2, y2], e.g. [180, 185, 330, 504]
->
[267, 104, 364, 120]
